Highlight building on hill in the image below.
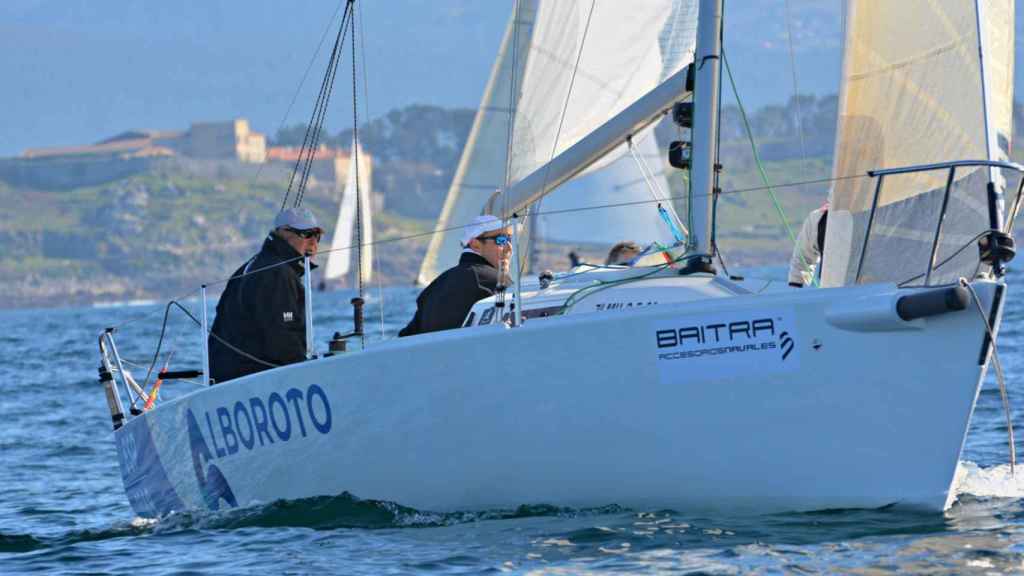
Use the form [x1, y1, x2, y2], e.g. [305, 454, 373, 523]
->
[22, 130, 182, 160]
[183, 119, 266, 163]
[3, 119, 268, 189]
[267, 145, 349, 189]
[266, 145, 382, 211]
[18, 119, 266, 163]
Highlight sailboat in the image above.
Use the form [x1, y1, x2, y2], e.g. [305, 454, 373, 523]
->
[99, 0, 1021, 518]
[321, 137, 373, 289]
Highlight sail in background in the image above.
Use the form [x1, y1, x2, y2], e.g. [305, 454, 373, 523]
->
[416, 2, 539, 286]
[822, 0, 1014, 287]
[419, 1, 698, 282]
[324, 138, 374, 285]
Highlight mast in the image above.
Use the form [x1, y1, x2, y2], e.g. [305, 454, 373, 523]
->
[688, 0, 724, 257]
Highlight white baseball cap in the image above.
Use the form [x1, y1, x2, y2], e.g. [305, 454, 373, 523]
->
[274, 207, 323, 232]
[460, 215, 505, 247]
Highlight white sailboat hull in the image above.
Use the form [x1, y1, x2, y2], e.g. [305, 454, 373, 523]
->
[116, 279, 1002, 517]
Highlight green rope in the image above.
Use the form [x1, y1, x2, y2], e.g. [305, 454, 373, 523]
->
[561, 253, 701, 312]
[722, 50, 819, 287]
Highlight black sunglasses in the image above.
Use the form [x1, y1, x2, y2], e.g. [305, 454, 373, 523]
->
[286, 227, 323, 240]
[477, 234, 511, 246]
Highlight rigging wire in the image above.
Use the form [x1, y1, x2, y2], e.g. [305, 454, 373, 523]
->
[282, 0, 353, 210]
[350, 0, 365, 349]
[106, 171, 872, 334]
[960, 278, 1016, 475]
[502, 0, 525, 312]
[721, 48, 818, 287]
[299, 173, 869, 266]
[295, 5, 353, 208]
[783, 0, 809, 196]
[254, 1, 346, 186]
[627, 135, 689, 243]
[356, 0, 386, 341]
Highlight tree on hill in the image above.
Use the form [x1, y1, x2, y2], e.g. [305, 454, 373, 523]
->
[271, 123, 329, 147]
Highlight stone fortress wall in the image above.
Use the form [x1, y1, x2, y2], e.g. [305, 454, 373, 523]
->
[0, 119, 340, 190]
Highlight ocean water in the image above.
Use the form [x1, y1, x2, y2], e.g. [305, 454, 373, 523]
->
[3, 271, 1024, 574]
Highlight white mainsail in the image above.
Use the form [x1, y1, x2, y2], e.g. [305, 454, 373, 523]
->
[418, 0, 698, 283]
[324, 138, 374, 285]
[822, 0, 1014, 287]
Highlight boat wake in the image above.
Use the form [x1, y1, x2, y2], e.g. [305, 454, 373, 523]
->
[951, 461, 1024, 501]
[143, 492, 625, 533]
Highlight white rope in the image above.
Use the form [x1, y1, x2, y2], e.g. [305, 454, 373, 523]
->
[960, 277, 1016, 475]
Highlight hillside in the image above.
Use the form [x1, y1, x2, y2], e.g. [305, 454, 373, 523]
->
[5, 96, 1024, 309]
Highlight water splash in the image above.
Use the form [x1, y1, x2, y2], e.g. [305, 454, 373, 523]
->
[952, 461, 1024, 500]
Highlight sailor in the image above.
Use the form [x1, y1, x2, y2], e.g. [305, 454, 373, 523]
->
[399, 214, 511, 337]
[605, 241, 641, 266]
[208, 207, 323, 383]
[788, 202, 828, 287]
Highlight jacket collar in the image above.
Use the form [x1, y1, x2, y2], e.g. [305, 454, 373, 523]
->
[265, 232, 319, 273]
[459, 250, 493, 268]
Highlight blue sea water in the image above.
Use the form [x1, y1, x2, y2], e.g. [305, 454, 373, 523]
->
[3, 270, 1024, 574]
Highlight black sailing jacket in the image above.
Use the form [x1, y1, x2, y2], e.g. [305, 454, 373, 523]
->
[208, 233, 312, 383]
[399, 251, 499, 337]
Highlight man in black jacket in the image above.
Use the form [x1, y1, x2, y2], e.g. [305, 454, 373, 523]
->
[208, 207, 323, 383]
[399, 215, 512, 337]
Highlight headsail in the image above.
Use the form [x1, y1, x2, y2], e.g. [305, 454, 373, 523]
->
[822, 0, 1014, 287]
[418, 0, 699, 283]
[508, 0, 698, 269]
[324, 138, 374, 285]
[416, 2, 538, 286]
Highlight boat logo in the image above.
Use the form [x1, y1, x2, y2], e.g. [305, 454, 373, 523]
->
[283, 311, 294, 322]
[185, 383, 333, 511]
[652, 310, 801, 381]
[780, 331, 795, 360]
[187, 409, 238, 511]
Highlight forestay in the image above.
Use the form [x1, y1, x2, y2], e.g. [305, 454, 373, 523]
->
[823, 0, 1014, 287]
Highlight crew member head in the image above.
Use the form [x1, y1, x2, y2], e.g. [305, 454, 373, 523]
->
[462, 214, 513, 270]
[274, 207, 324, 258]
[605, 241, 641, 266]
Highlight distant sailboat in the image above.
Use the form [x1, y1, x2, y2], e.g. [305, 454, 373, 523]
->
[321, 137, 373, 289]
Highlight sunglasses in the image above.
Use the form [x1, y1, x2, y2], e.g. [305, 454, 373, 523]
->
[477, 234, 511, 246]
[287, 227, 323, 241]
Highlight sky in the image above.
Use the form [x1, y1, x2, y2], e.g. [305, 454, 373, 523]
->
[1, 1, 1021, 158]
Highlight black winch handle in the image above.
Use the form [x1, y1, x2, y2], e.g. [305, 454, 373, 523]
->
[158, 370, 203, 380]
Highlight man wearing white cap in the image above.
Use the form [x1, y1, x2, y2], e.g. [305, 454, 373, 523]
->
[208, 207, 324, 383]
[399, 214, 512, 337]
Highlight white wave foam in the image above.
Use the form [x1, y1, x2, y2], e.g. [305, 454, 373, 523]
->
[952, 461, 1024, 500]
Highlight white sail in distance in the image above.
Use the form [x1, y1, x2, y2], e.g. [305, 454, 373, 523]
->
[324, 138, 374, 285]
[822, 0, 1014, 286]
[418, 0, 698, 283]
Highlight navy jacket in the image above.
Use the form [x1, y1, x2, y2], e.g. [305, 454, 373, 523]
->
[208, 233, 311, 383]
[399, 252, 499, 337]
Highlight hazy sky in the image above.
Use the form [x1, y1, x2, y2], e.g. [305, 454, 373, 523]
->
[1, 1, 1020, 157]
